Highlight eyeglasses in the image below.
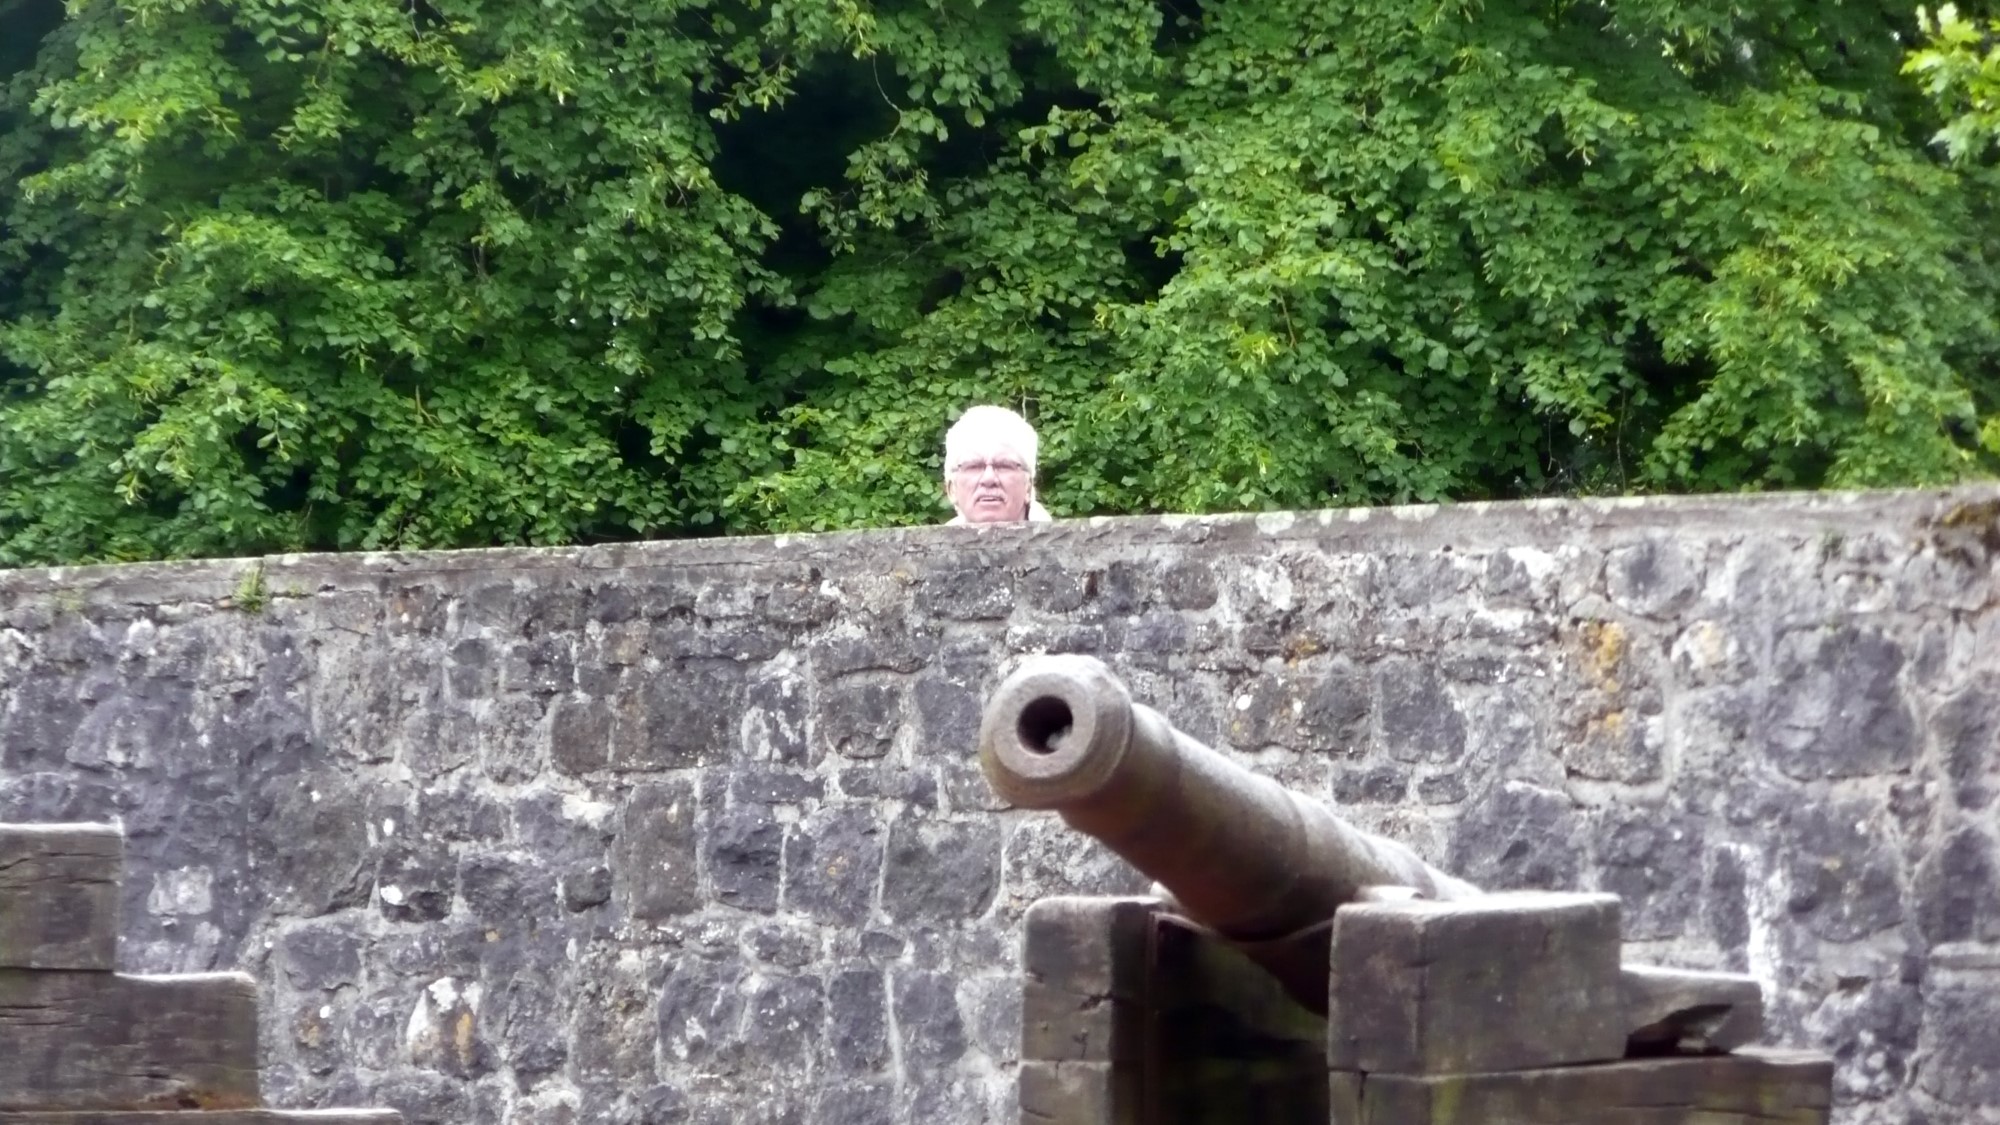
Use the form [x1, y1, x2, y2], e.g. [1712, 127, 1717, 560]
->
[951, 459, 1029, 478]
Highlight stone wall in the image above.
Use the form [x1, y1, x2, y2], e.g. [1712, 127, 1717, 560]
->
[1, 488, 1996, 1125]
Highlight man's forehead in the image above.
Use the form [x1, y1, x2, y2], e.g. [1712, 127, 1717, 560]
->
[955, 439, 1027, 463]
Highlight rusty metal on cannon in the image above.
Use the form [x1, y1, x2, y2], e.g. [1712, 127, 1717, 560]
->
[978, 654, 1477, 1009]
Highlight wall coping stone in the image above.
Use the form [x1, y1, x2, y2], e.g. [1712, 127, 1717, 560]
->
[3, 485, 1994, 598]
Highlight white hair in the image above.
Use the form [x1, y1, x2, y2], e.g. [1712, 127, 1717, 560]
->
[943, 405, 1039, 479]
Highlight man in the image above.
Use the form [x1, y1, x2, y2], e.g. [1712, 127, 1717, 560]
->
[943, 405, 1054, 525]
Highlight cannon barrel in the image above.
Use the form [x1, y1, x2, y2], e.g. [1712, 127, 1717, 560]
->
[979, 655, 1477, 943]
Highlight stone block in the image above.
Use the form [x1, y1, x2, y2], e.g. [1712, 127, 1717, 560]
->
[821, 678, 905, 760]
[708, 802, 781, 913]
[880, 815, 1000, 922]
[919, 565, 1015, 620]
[1768, 625, 1918, 781]
[742, 972, 825, 1061]
[785, 807, 883, 924]
[1376, 661, 1467, 766]
[0, 823, 122, 970]
[1444, 782, 1585, 891]
[0, 969, 259, 1111]
[1327, 892, 1625, 1075]
[827, 969, 888, 1072]
[1622, 963, 1764, 1053]
[1918, 957, 2000, 1107]
[891, 971, 965, 1069]
[613, 660, 743, 769]
[616, 779, 699, 922]
[1352, 1049, 1832, 1125]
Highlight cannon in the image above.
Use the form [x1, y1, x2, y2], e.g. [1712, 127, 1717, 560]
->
[979, 654, 1477, 944]
[978, 656, 1832, 1125]
[978, 653, 1476, 1014]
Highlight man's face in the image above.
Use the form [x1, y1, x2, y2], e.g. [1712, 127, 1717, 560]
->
[946, 442, 1032, 523]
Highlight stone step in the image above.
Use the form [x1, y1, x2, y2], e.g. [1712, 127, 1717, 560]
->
[0, 825, 123, 970]
[0, 970, 259, 1113]
[0, 1115, 401, 1124]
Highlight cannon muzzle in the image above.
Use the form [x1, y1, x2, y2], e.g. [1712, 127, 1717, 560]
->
[980, 655, 1476, 945]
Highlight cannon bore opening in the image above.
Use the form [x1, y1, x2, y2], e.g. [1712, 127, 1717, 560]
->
[1015, 696, 1074, 755]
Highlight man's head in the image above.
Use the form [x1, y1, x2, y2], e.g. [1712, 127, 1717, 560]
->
[944, 405, 1038, 524]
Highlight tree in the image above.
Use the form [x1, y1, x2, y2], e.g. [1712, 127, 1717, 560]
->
[1908, 3, 2000, 161]
[3, 0, 1996, 565]
[1904, 3, 2000, 462]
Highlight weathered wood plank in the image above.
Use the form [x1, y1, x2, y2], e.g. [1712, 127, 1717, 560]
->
[1358, 1049, 1833, 1125]
[1018, 1061, 1121, 1125]
[0, 1104, 398, 1112]
[0, 825, 123, 971]
[1147, 914, 1329, 1125]
[0, 970, 259, 1112]
[1019, 896, 1157, 1066]
[1622, 963, 1764, 1053]
[1328, 892, 1627, 1075]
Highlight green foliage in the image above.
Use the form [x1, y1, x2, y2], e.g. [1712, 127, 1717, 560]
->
[1908, 4, 2000, 161]
[232, 559, 268, 612]
[3, 0, 1997, 564]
